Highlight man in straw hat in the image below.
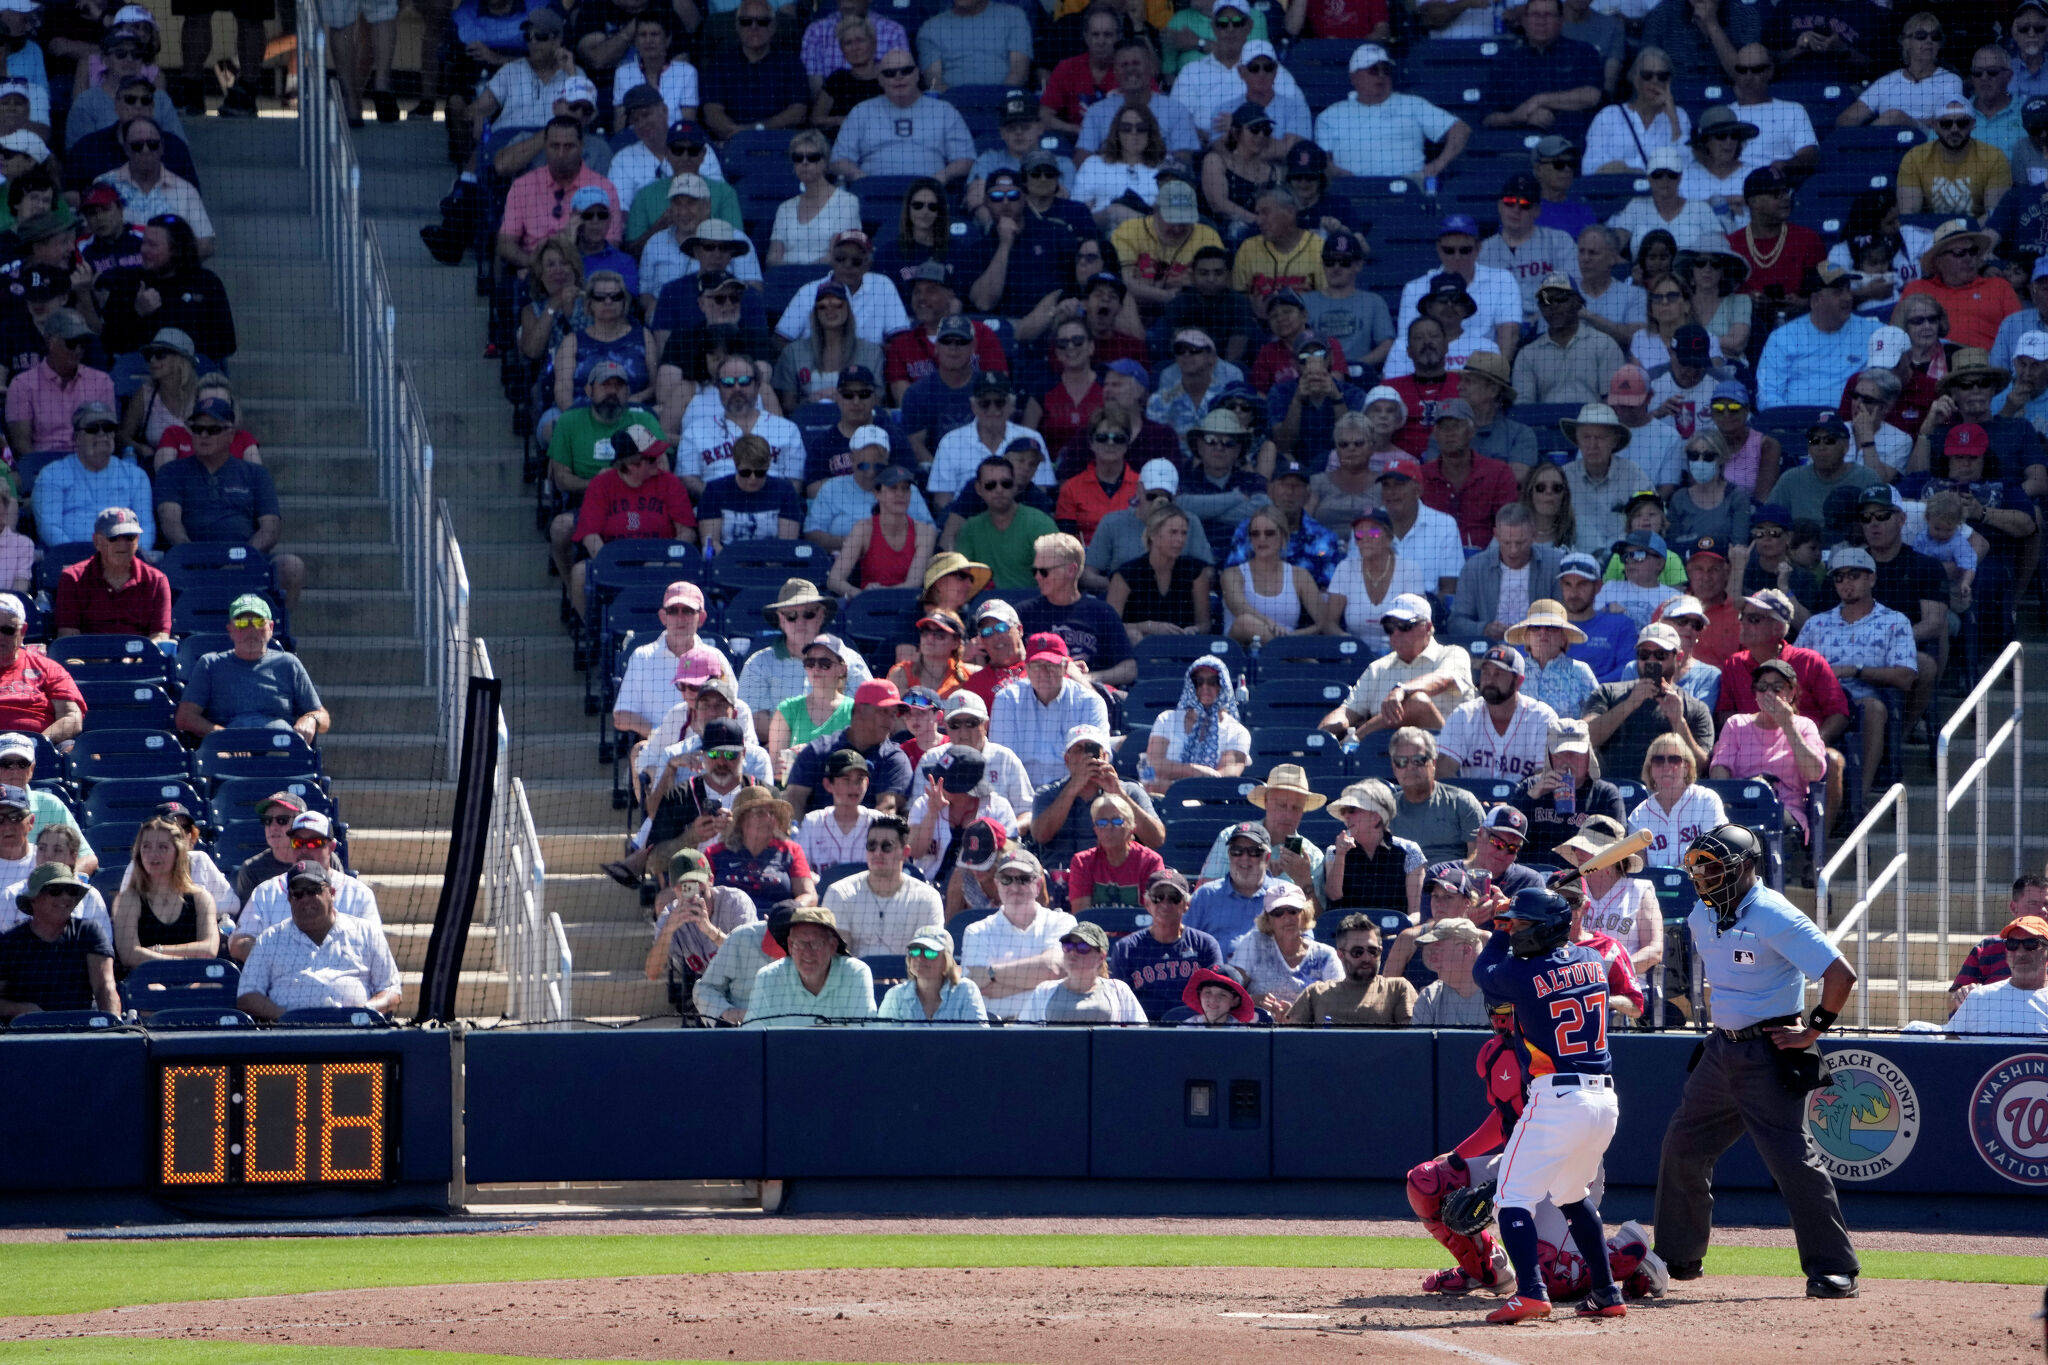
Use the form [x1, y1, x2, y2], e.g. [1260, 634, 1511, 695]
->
[1197, 763, 1326, 904]
[1897, 218, 2019, 351]
[1912, 345, 2045, 483]
[1558, 403, 1649, 550]
[1504, 599, 1599, 718]
[1449, 505, 1562, 646]
[742, 905, 877, 1027]
[1436, 646, 1559, 782]
[1757, 262, 1880, 408]
[737, 579, 875, 742]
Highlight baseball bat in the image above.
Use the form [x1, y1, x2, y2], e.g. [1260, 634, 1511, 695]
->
[1567, 829, 1655, 876]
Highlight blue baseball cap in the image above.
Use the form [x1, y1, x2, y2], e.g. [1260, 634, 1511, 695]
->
[570, 185, 608, 213]
[1438, 213, 1479, 238]
[1106, 358, 1150, 389]
[1711, 379, 1750, 406]
[1557, 552, 1603, 581]
[1751, 502, 1793, 528]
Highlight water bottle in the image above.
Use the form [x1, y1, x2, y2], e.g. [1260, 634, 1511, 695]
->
[1341, 734, 1360, 756]
[1139, 751, 1157, 789]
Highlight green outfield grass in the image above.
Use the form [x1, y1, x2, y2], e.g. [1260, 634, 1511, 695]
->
[0, 1345, 888, 1365]
[0, 1234, 2041, 1319]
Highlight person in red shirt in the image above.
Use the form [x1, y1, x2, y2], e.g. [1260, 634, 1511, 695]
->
[1039, 6, 1125, 135]
[0, 594, 84, 742]
[1726, 166, 1826, 301]
[52, 506, 171, 641]
[567, 428, 698, 621]
[1387, 316, 1461, 455]
[1291, 0, 1389, 40]
[1418, 400, 1519, 548]
[959, 599, 1026, 709]
[1076, 272, 1148, 369]
[883, 262, 1007, 401]
[1030, 316, 1106, 456]
[1055, 410, 1143, 544]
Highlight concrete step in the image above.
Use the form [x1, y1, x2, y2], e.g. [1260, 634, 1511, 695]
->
[201, 166, 312, 215]
[216, 260, 480, 310]
[274, 492, 389, 539]
[470, 587, 564, 638]
[447, 495, 552, 543]
[460, 543, 556, 589]
[294, 636, 427, 688]
[389, 918, 652, 976]
[292, 586, 415, 638]
[240, 400, 366, 446]
[314, 733, 445, 782]
[415, 401, 526, 445]
[321, 684, 439, 733]
[224, 355, 357, 404]
[373, 216, 469, 272]
[482, 637, 589, 690]
[188, 116, 448, 171]
[397, 969, 503, 1019]
[283, 541, 406, 591]
[348, 823, 626, 878]
[230, 310, 343, 355]
[432, 450, 539, 498]
[262, 445, 377, 492]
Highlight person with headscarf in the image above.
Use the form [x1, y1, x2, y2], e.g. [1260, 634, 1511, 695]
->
[1142, 655, 1251, 790]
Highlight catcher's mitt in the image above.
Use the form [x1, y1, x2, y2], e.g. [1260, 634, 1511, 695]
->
[1440, 1178, 1498, 1237]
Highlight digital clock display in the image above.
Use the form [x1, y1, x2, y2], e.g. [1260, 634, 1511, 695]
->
[155, 1059, 398, 1187]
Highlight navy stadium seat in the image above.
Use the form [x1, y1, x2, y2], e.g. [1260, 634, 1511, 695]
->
[76, 681, 175, 734]
[120, 957, 239, 1012]
[6, 1009, 122, 1031]
[67, 730, 192, 789]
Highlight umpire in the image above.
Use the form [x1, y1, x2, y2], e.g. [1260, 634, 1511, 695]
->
[1653, 824, 1860, 1299]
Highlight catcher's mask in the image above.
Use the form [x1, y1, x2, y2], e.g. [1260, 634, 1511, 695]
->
[1684, 823, 1762, 933]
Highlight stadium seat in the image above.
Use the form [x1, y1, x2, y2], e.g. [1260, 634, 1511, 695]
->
[1611, 777, 1648, 810]
[67, 730, 193, 789]
[211, 776, 336, 825]
[1253, 635, 1375, 687]
[45, 635, 173, 688]
[145, 1008, 256, 1029]
[85, 777, 209, 828]
[160, 542, 274, 594]
[1240, 679, 1351, 731]
[1702, 778, 1788, 889]
[276, 1007, 393, 1026]
[120, 957, 239, 1013]
[194, 729, 323, 786]
[863, 954, 908, 1003]
[1245, 729, 1347, 782]
[171, 584, 290, 641]
[1130, 633, 1245, 680]
[1441, 776, 1519, 808]
[838, 586, 921, 657]
[707, 542, 824, 598]
[6, 1009, 122, 1031]
[76, 682, 176, 734]
[1124, 674, 1186, 716]
[582, 538, 704, 663]
[1076, 904, 1148, 939]
[35, 541, 94, 594]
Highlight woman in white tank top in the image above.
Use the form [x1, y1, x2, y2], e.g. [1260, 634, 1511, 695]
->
[1221, 507, 1326, 644]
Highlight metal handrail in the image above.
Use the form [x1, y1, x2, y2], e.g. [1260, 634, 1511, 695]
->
[1935, 639, 2024, 996]
[298, 1, 472, 779]
[1817, 783, 1909, 1032]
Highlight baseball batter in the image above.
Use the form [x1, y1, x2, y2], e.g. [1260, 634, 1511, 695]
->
[1406, 997, 1665, 1301]
[1469, 888, 1628, 1324]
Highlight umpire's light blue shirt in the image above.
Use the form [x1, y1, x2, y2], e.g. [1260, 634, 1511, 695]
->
[1688, 882, 1840, 1030]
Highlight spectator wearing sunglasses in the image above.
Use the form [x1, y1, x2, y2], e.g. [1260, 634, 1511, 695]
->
[1179, 35, 1309, 153]
[774, 230, 912, 348]
[229, 791, 307, 903]
[967, 96, 1078, 218]
[1582, 48, 1690, 176]
[1104, 867, 1222, 1019]
[177, 593, 325, 745]
[1836, 12, 1965, 130]
[1950, 878, 2048, 1007]
[1899, 100, 2014, 220]
[824, 49, 973, 185]
[697, 0, 808, 142]
[882, 266, 1007, 407]
[1725, 45, 1820, 178]
[94, 116, 214, 258]
[1947, 913, 2048, 1034]
[4, 311, 112, 464]
[52, 506, 169, 642]
[67, 34, 186, 151]
[676, 354, 804, 500]
[1756, 264, 1880, 409]
[228, 817, 383, 966]
[34, 404, 155, 550]
[698, 434, 805, 555]
[827, 811, 947, 955]
[1639, 0, 1762, 83]
[63, 87, 199, 209]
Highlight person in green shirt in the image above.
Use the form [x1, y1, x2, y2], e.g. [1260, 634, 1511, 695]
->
[953, 452, 1059, 589]
[742, 905, 878, 1027]
[545, 365, 667, 584]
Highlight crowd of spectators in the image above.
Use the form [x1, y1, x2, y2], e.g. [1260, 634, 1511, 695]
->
[418, 0, 2048, 1031]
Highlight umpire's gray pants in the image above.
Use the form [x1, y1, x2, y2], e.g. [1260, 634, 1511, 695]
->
[1652, 1033, 1859, 1279]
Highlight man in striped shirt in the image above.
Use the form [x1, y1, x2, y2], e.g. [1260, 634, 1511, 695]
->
[1947, 913, 2048, 1035]
[1950, 878, 2048, 1012]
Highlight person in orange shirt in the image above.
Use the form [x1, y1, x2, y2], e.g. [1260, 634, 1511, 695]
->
[1055, 409, 1145, 544]
[1893, 218, 2020, 350]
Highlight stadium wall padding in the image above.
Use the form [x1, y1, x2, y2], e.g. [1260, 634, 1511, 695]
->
[7, 1030, 2047, 1203]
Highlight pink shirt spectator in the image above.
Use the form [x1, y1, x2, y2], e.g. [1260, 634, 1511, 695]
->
[800, 12, 908, 78]
[4, 362, 115, 454]
[1709, 712, 1825, 837]
[1068, 841, 1165, 910]
[499, 166, 622, 258]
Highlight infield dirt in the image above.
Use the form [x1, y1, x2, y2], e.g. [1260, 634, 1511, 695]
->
[3, 1265, 2039, 1364]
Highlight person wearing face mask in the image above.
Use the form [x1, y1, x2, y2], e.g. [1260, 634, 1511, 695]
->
[1668, 427, 1752, 545]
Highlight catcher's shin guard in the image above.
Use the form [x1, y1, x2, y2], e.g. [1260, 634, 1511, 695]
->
[1408, 1155, 1496, 1281]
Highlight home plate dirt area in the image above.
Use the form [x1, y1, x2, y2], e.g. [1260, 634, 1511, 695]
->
[8, 1266, 2041, 1364]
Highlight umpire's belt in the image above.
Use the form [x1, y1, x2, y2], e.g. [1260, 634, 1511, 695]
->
[1715, 1014, 1799, 1043]
[1532, 1073, 1612, 1090]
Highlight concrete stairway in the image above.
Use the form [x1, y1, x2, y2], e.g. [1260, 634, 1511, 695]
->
[346, 118, 665, 1019]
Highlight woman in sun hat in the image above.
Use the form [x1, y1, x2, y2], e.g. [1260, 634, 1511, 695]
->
[1504, 599, 1598, 719]
[703, 785, 817, 914]
[1323, 778, 1423, 919]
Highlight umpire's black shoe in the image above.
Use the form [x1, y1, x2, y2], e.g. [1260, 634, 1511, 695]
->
[1661, 1256, 1703, 1281]
[1805, 1275, 1858, 1299]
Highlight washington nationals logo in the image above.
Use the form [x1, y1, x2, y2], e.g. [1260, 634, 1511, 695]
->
[1968, 1052, 2048, 1187]
[1805, 1049, 1919, 1182]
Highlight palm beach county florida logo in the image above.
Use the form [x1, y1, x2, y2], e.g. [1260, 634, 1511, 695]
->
[1805, 1050, 1920, 1181]
[1967, 1051, 2048, 1187]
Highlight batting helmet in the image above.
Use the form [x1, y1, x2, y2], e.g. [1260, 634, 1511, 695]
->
[1683, 823, 1763, 932]
[1507, 887, 1573, 958]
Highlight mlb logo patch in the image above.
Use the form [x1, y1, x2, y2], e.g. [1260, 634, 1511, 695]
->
[1733, 950, 1756, 965]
